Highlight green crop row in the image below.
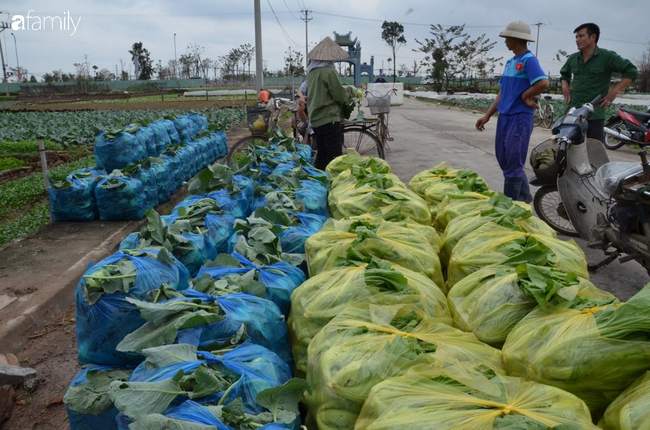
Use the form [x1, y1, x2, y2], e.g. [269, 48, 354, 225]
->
[0, 108, 245, 147]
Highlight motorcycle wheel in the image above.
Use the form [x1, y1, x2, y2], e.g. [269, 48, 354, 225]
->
[533, 185, 580, 237]
[603, 118, 628, 150]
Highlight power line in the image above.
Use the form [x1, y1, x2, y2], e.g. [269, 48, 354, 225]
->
[311, 10, 506, 28]
[265, 0, 300, 48]
[282, 0, 300, 20]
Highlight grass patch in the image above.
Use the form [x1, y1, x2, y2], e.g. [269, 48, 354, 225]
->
[0, 140, 64, 154]
[0, 155, 95, 244]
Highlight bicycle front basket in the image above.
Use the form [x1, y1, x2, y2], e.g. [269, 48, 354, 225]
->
[367, 95, 391, 115]
[246, 106, 272, 134]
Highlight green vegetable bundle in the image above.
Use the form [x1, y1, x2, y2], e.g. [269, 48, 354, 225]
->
[599, 371, 650, 430]
[289, 257, 451, 376]
[447, 264, 613, 347]
[408, 162, 459, 198]
[503, 283, 650, 415]
[441, 194, 555, 266]
[447, 223, 588, 290]
[326, 150, 391, 178]
[328, 165, 431, 225]
[355, 365, 597, 430]
[305, 303, 504, 430]
[305, 217, 444, 287]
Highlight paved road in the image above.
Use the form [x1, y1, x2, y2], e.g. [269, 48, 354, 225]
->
[385, 97, 648, 300]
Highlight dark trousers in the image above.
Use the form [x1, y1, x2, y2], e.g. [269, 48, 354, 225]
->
[495, 113, 534, 202]
[313, 122, 343, 170]
[587, 119, 605, 143]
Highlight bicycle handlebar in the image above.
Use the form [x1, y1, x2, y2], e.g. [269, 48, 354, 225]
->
[365, 88, 397, 98]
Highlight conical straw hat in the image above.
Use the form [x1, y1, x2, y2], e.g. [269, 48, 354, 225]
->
[308, 37, 349, 61]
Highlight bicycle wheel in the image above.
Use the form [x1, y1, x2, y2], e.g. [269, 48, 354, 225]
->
[342, 127, 385, 159]
[533, 107, 544, 127]
[542, 105, 555, 128]
[533, 185, 579, 236]
[225, 135, 266, 166]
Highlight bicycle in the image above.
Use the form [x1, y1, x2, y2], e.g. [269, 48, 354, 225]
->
[225, 98, 291, 165]
[341, 118, 384, 159]
[533, 95, 555, 129]
[365, 88, 397, 150]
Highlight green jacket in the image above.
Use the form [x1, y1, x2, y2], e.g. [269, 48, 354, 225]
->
[307, 66, 349, 128]
[560, 47, 639, 120]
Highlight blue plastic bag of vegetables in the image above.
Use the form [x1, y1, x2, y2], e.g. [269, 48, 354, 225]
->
[214, 131, 228, 159]
[64, 365, 133, 430]
[162, 153, 182, 189]
[187, 113, 209, 133]
[173, 116, 194, 143]
[147, 157, 175, 204]
[197, 253, 306, 315]
[123, 164, 159, 210]
[278, 212, 328, 254]
[49, 168, 106, 221]
[115, 289, 292, 365]
[111, 342, 291, 423]
[295, 179, 329, 216]
[75, 248, 190, 366]
[160, 119, 180, 145]
[95, 175, 147, 221]
[162, 211, 235, 255]
[94, 129, 147, 173]
[133, 125, 156, 158]
[148, 122, 170, 156]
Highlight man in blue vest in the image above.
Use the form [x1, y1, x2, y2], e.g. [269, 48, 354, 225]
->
[476, 21, 550, 202]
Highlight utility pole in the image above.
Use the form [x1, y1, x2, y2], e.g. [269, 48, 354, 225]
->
[300, 9, 312, 71]
[0, 21, 9, 96]
[174, 33, 178, 79]
[11, 33, 19, 81]
[533, 22, 544, 57]
[254, 0, 264, 91]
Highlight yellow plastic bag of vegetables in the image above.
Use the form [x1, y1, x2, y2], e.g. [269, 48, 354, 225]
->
[447, 223, 588, 290]
[305, 217, 444, 286]
[447, 264, 613, 347]
[503, 283, 650, 415]
[599, 371, 650, 430]
[288, 258, 451, 376]
[326, 150, 391, 178]
[355, 365, 598, 430]
[408, 162, 458, 198]
[305, 303, 504, 430]
[441, 194, 556, 266]
[433, 192, 492, 230]
[328, 169, 431, 225]
[422, 169, 492, 210]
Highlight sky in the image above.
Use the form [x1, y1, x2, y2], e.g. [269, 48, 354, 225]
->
[1, 0, 648, 81]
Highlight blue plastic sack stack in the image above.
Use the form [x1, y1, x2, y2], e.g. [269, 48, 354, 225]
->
[49, 168, 106, 221]
[149, 122, 170, 156]
[173, 117, 194, 143]
[161, 119, 180, 145]
[95, 175, 147, 221]
[197, 253, 306, 315]
[188, 113, 209, 133]
[148, 157, 175, 204]
[134, 125, 156, 158]
[214, 130, 227, 158]
[75, 249, 190, 366]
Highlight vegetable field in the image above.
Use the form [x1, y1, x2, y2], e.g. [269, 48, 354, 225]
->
[0, 108, 245, 146]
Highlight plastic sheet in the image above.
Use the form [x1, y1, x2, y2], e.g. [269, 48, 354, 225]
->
[75, 249, 190, 366]
[594, 162, 644, 195]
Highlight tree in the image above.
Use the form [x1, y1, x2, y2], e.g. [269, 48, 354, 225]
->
[73, 62, 89, 81]
[638, 41, 650, 93]
[381, 21, 406, 83]
[399, 63, 408, 77]
[42, 73, 54, 83]
[412, 60, 421, 77]
[29, 75, 37, 83]
[415, 24, 501, 91]
[240, 43, 255, 80]
[284, 48, 305, 76]
[129, 42, 154, 80]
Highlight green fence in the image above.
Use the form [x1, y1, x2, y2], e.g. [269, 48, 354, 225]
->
[7, 78, 205, 94]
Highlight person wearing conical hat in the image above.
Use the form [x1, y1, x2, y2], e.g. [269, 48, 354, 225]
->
[475, 21, 549, 202]
[306, 36, 354, 170]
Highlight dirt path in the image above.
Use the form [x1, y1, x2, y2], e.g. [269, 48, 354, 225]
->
[1, 305, 77, 430]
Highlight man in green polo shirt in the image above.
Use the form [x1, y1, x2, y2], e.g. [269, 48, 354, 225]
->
[560, 23, 639, 142]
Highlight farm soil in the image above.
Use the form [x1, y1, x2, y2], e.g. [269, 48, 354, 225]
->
[0, 305, 77, 430]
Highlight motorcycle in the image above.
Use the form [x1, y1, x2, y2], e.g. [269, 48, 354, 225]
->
[531, 96, 650, 273]
[603, 105, 650, 150]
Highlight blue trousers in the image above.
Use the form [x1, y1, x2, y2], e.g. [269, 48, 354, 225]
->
[495, 113, 534, 201]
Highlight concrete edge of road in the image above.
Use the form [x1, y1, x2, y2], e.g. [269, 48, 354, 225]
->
[0, 220, 141, 354]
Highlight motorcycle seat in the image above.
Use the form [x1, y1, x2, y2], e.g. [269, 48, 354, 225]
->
[594, 162, 643, 195]
[622, 109, 650, 121]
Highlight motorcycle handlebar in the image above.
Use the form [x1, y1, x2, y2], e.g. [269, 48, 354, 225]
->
[590, 95, 604, 106]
